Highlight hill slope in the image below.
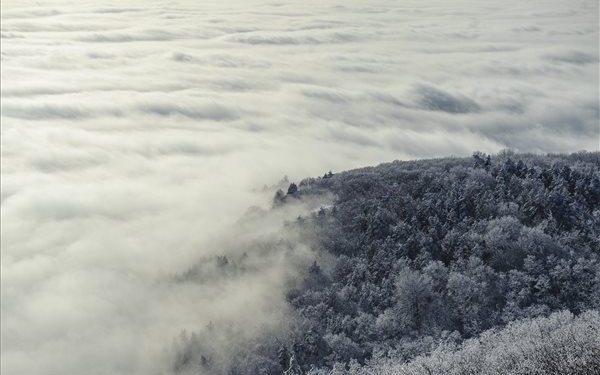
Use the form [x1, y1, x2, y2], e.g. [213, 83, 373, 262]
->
[174, 151, 600, 374]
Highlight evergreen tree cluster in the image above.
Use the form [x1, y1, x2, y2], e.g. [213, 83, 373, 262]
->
[174, 151, 600, 374]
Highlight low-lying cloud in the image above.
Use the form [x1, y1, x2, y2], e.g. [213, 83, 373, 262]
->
[1, 0, 598, 373]
[413, 84, 481, 114]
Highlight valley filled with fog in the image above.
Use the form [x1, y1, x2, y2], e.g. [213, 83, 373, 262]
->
[1, 0, 598, 374]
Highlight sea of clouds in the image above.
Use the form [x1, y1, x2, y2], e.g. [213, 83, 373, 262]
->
[1, 0, 598, 373]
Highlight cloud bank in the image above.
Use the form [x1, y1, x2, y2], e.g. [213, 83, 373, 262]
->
[1, 0, 598, 373]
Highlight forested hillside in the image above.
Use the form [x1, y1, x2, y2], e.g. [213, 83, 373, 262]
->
[173, 151, 600, 374]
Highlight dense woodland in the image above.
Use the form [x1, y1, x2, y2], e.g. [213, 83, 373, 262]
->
[173, 151, 600, 374]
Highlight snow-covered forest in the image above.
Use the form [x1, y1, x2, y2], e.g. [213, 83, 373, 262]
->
[171, 151, 600, 374]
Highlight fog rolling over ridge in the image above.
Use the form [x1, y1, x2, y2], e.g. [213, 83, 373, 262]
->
[0, 0, 598, 373]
